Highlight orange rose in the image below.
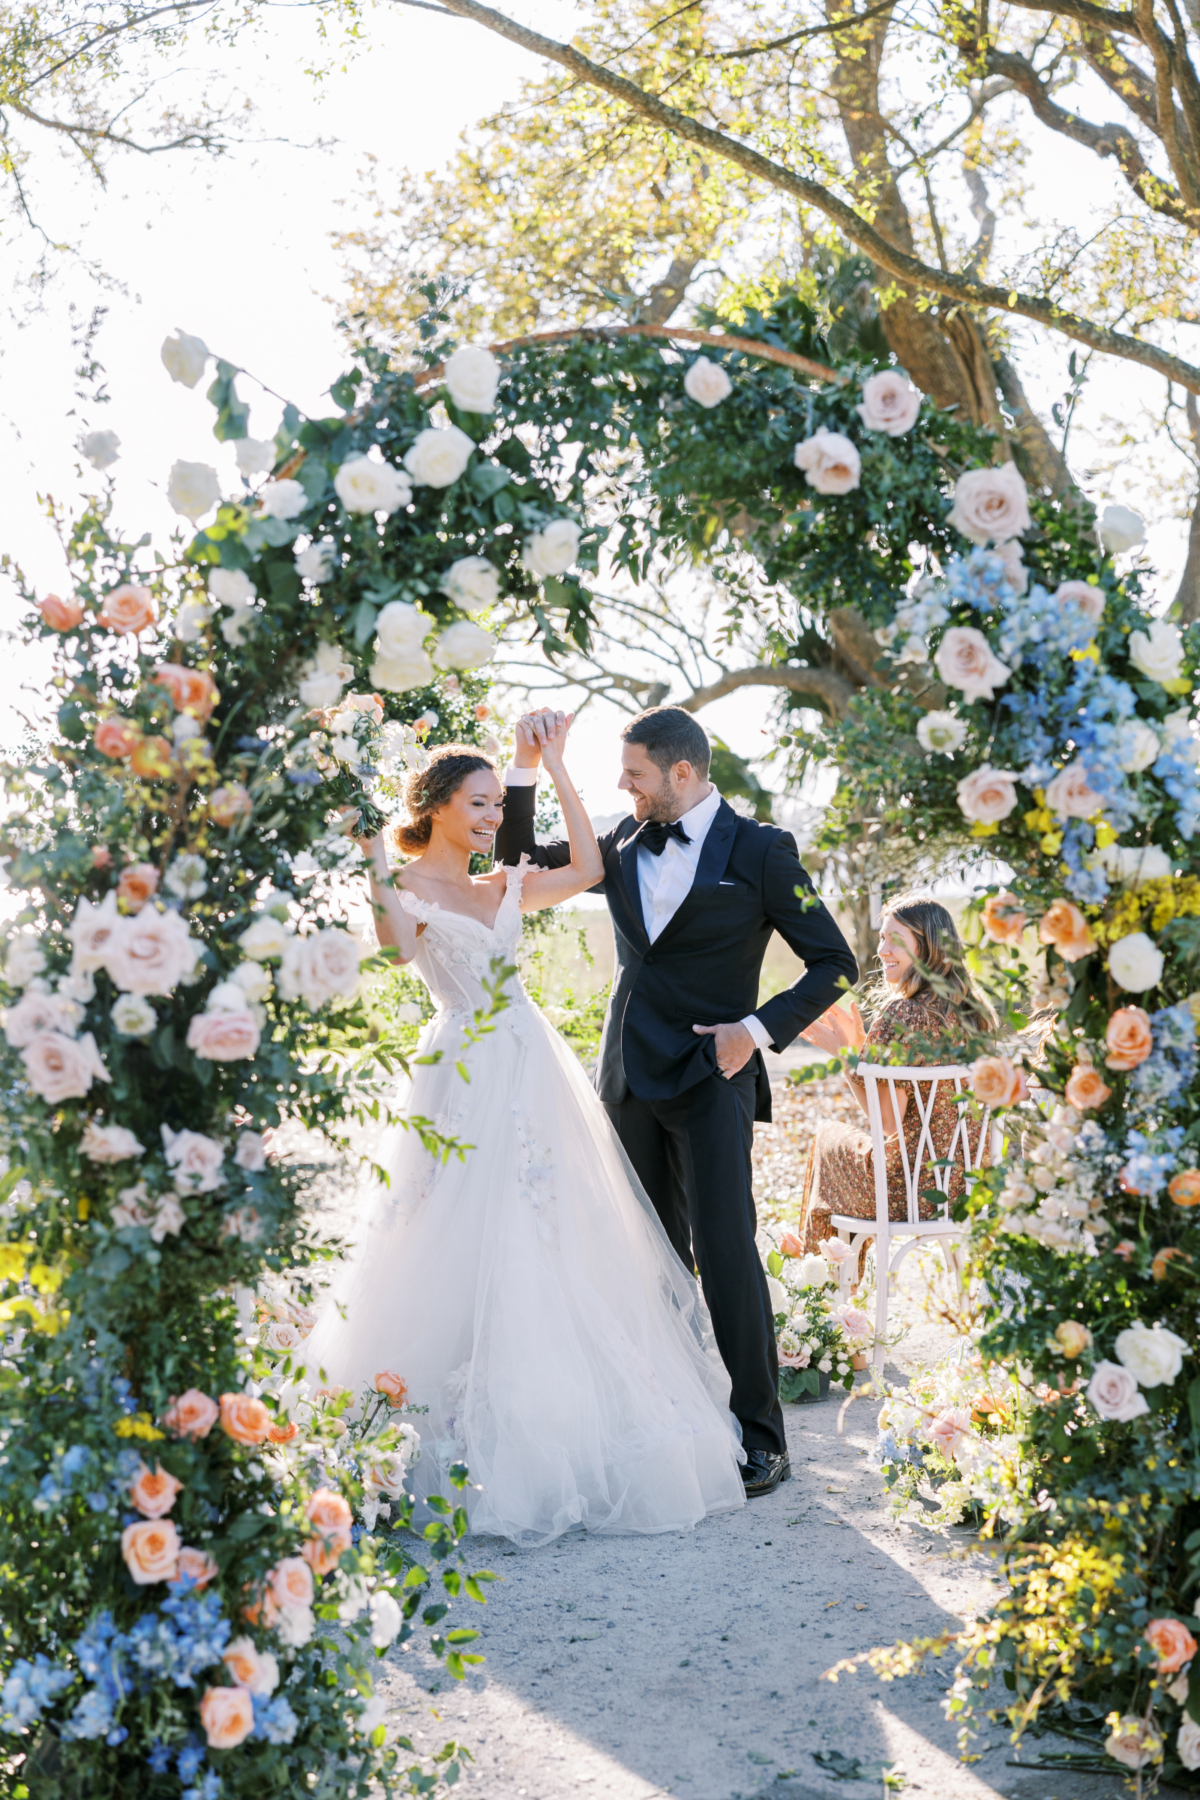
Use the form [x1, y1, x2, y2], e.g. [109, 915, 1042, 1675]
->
[1145, 1617, 1198, 1672]
[1038, 899, 1096, 963]
[117, 863, 160, 914]
[171, 1546, 219, 1591]
[41, 593, 84, 632]
[268, 1556, 315, 1610]
[209, 784, 252, 829]
[374, 1371, 408, 1406]
[970, 1055, 1028, 1109]
[1169, 1170, 1200, 1208]
[1151, 1245, 1190, 1280]
[301, 1530, 351, 1577]
[98, 582, 156, 635]
[121, 1518, 180, 1584]
[129, 1462, 182, 1519]
[219, 1392, 272, 1445]
[128, 735, 175, 781]
[163, 1388, 219, 1439]
[982, 891, 1027, 945]
[200, 1685, 255, 1750]
[94, 716, 144, 760]
[1064, 1065, 1111, 1111]
[779, 1232, 804, 1259]
[1053, 1320, 1092, 1357]
[306, 1486, 353, 1536]
[268, 1420, 299, 1444]
[153, 663, 219, 722]
[1105, 1006, 1153, 1071]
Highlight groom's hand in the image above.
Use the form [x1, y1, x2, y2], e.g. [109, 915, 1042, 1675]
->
[693, 1021, 755, 1079]
[512, 713, 546, 769]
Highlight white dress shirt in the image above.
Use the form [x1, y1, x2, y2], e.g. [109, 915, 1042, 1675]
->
[505, 769, 771, 1052]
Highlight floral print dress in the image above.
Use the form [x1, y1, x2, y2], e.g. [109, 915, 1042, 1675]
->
[800, 993, 974, 1254]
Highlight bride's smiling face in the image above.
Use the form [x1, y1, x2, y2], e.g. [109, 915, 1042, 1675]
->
[432, 771, 505, 855]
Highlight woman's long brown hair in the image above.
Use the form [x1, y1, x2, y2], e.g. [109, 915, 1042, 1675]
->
[876, 895, 997, 1032]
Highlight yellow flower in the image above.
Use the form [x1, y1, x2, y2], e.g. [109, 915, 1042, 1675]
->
[1094, 821, 1118, 848]
[0, 1244, 29, 1282]
[971, 821, 1000, 838]
[1039, 831, 1063, 855]
[115, 1413, 166, 1442]
[1069, 642, 1100, 663]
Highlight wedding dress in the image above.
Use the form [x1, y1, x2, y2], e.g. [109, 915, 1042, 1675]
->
[303, 861, 746, 1546]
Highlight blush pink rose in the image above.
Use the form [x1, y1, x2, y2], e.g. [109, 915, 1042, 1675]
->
[200, 1685, 255, 1750]
[81, 1122, 145, 1163]
[94, 716, 143, 759]
[820, 1237, 852, 1265]
[831, 1305, 872, 1339]
[152, 663, 219, 722]
[928, 1406, 972, 1457]
[936, 629, 1012, 704]
[946, 463, 1031, 545]
[163, 1388, 219, 1439]
[1054, 580, 1106, 624]
[121, 1518, 180, 1584]
[22, 1031, 110, 1104]
[1044, 760, 1106, 821]
[171, 1546, 219, 1591]
[793, 429, 861, 496]
[269, 1556, 315, 1610]
[186, 1008, 261, 1062]
[856, 370, 921, 436]
[105, 908, 197, 996]
[956, 764, 1019, 825]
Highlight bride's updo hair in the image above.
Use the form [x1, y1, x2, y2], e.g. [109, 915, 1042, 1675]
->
[389, 744, 496, 857]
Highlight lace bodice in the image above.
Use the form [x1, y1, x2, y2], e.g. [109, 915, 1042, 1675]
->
[399, 860, 529, 1026]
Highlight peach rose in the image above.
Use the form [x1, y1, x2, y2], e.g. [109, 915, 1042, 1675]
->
[793, 428, 861, 496]
[121, 1517, 180, 1584]
[153, 663, 219, 722]
[1054, 580, 1106, 625]
[128, 735, 175, 781]
[98, 583, 156, 635]
[219, 1392, 272, 1444]
[1065, 1065, 1111, 1111]
[971, 1055, 1028, 1108]
[92, 846, 113, 868]
[1169, 1171, 1200, 1208]
[1146, 1617, 1198, 1673]
[186, 1008, 262, 1062]
[268, 1420, 299, 1444]
[200, 1685, 255, 1750]
[129, 1462, 182, 1518]
[117, 863, 160, 913]
[306, 1486, 353, 1536]
[171, 1546, 219, 1591]
[1105, 1006, 1153, 1070]
[929, 1406, 972, 1457]
[338, 691, 385, 724]
[209, 784, 252, 829]
[1044, 760, 1106, 821]
[94, 716, 144, 759]
[301, 1531, 351, 1577]
[946, 463, 1031, 545]
[779, 1232, 805, 1259]
[1038, 899, 1096, 963]
[374, 1371, 409, 1406]
[1054, 1320, 1093, 1357]
[269, 1556, 315, 1610]
[982, 891, 1026, 944]
[41, 592, 84, 632]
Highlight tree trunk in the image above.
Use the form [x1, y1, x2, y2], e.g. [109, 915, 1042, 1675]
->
[1174, 395, 1200, 623]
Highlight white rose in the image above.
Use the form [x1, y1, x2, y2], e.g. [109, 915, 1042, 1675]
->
[432, 621, 496, 671]
[278, 930, 362, 1010]
[67, 893, 120, 974]
[233, 438, 275, 477]
[265, 1320, 302, 1354]
[369, 1590, 403, 1649]
[1108, 931, 1164, 992]
[1097, 844, 1172, 887]
[1117, 721, 1160, 772]
[1115, 1320, 1188, 1387]
[81, 1122, 145, 1163]
[275, 1605, 315, 1647]
[4, 933, 46, 988]
[440, 557, 500, 615]
[355, 1695, 388, 1736]
[208, 568, 256, 609]
[793, 428, 861, 496]
[334, 456, 412, 517]
[259, 479, 307, 521]
[295, 540, 337, 582]
[1044, 760, 1106, 821]
[206, 979, 254, 1013]
[956, 765, 1020, 825]
[150, 1194, 186, 1243]
[2, 988, 79, 1047]
[111, 1181, 155, 1230]
[164, 854, 207, 901]
[1099, 503, 1145, 554]
[375, 600, 432, 658]
[444, 345, 501, 413]
[683, 357, 733, 409]
[80, 430, 121, 470]
[297, 641, 353, 710]
[238, 915, 292, 962]
[112, 993, 157, 1038]
[160, 330, 209, 388]
[22, 1031, 109, 1104]
[946, 463, 1031, 544]
[231, 961, 273, 1004]
[766, 1275, 787, 1314]
[935, 626, 1011, 703]
[104, 909, 199, 997]
[403, 426, 474, 489]
[161, 1124, 225, 1194]
[1129, 619, 1184, 685]
[174, 598, 213, 643]
[167, 460, 220, 524]
[1086, 1359, 1148, 1422]
[57, 968, 95, 1005]
[234, 1130, 267, 1172]
[1178, 1718, 1200, 1772]
[916, 711, 966, 756]
[856, 370, 921, 436]
[372, 649, 435, 692]
[395, 1001, 422, 1025]
[523, 518, 582, 580]
[794, 1253, 829, 1289]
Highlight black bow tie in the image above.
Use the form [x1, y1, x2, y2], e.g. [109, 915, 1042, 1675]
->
[638, 818, 691, 856]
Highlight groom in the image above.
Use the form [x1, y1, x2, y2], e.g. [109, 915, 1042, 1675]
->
[496, 705, 858, 1496]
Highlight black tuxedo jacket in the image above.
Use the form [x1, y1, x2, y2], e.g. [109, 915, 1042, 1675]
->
[495, 785, 858, 1122]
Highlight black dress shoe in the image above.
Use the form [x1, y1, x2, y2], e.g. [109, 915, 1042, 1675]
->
[741, 1448, 791, 1497]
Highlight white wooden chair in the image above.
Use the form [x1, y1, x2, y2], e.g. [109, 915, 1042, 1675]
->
[829, 1063, 995, 1374]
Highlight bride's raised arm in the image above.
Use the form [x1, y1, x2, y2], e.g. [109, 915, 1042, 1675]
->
[358, 834, 423, 964]
[514, 713, 604, 911]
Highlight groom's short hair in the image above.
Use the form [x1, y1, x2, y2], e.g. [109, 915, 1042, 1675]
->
[622, 706, 711, 778]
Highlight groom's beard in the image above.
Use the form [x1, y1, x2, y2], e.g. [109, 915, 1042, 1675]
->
[632, 776, 681, 824]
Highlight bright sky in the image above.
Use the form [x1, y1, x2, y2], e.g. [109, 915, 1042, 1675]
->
[0, 0, 1191, 820]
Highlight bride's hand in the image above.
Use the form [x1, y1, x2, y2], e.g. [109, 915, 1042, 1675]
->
[538, 709, 575, 775]
[799, 999, 866, 1055]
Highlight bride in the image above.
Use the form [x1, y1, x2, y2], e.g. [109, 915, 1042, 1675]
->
[303, 714, 746, 1545]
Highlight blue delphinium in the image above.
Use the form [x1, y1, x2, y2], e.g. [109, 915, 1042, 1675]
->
[1122, 1126, 1185, 1199]
[0, 1654, 73, 1731]
[1153, 718, 1200, 840]
[1130, 1003, 1197, 1112]
[147, 1739, 173, 1774]
[178, 1738, 207, 1783]
[183, 1770, 222, 1800]
[253, 1693, 299, 1744]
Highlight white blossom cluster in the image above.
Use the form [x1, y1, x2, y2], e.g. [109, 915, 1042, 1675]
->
[997, 1104, 1110, 1252]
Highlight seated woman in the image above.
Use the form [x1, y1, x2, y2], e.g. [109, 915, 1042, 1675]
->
[796, 896, 995, 1258]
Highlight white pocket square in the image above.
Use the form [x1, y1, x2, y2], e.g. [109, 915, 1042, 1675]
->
[718, 880, 736, 887]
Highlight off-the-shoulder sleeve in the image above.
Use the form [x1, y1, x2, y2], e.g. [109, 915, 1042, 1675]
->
[398, 889, 436, 926]
[503, 855, 531, 903]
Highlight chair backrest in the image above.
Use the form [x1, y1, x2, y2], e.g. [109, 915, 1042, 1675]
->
[857, 1062, 992, 1226]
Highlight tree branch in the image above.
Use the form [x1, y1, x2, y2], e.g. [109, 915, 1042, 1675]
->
[426, 0, 1200, 392]
[997, 0, 1141, 38]
[678, 663, 858, 717]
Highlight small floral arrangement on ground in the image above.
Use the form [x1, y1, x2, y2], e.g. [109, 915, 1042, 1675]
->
[763, 1232, 896, 1397]
[870, 1349, 1031, 1531]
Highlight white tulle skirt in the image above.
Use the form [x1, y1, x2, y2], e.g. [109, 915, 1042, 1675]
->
[303, 995, 746, 1546]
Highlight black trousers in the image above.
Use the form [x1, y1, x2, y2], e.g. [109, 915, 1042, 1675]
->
[604, 1067, 787, 1458]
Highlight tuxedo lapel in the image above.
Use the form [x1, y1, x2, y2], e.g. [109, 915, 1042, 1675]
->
[650, 801, 738, 951]
[616, 826, 649, 946]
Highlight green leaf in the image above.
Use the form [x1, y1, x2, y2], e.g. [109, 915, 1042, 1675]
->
[403, 1565, 429, 1588]
[423, 1603, 450, 1626]
[330, 368, 363, 412]
[353, 598, 378, 650]
[445, 1628, 479, 1644]
[207, 359, 251, 441]
[57, 702, 86, 743]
